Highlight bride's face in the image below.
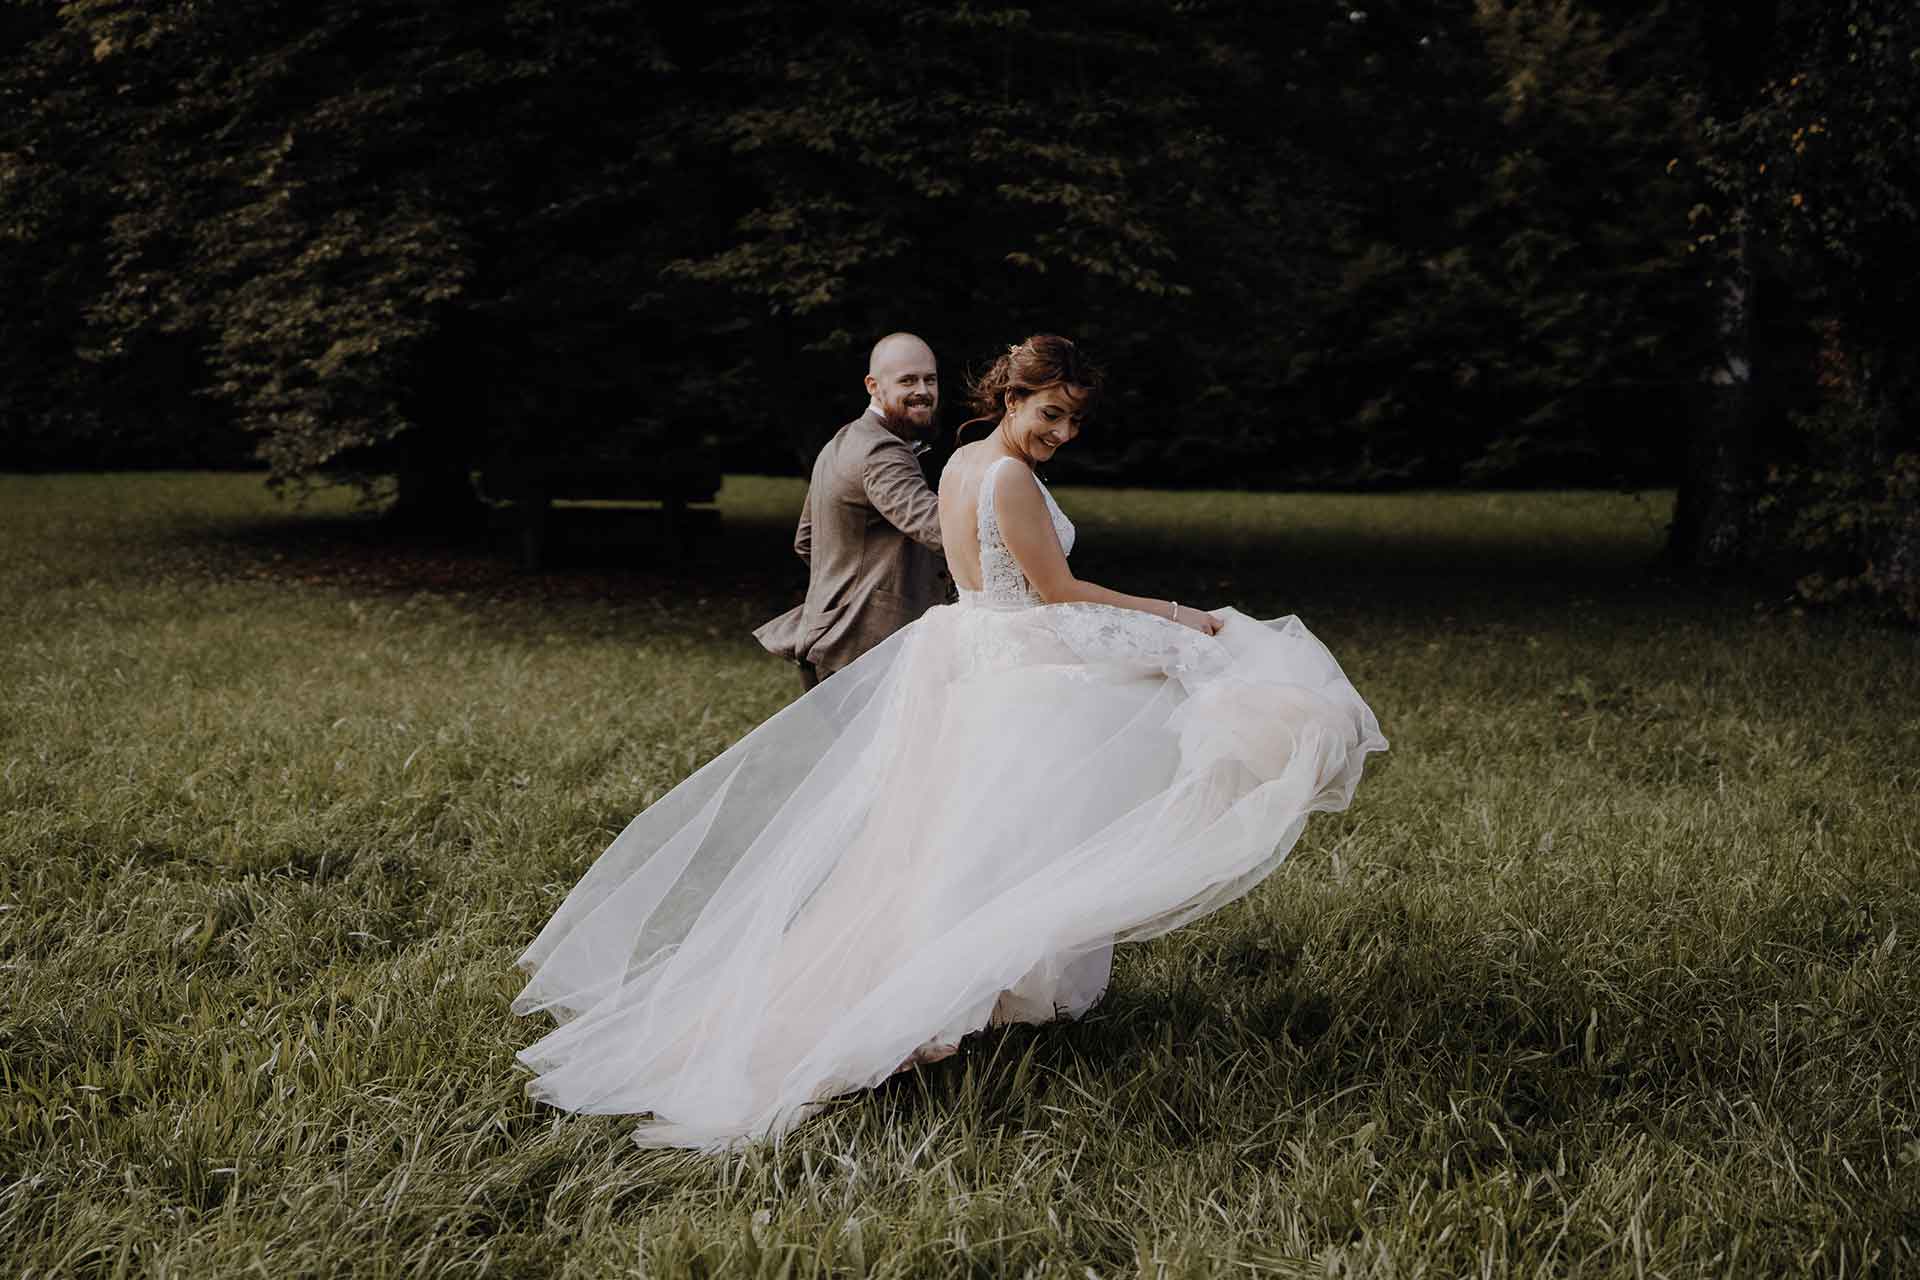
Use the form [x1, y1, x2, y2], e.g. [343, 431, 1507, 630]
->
[1007, 385, 1090, 462]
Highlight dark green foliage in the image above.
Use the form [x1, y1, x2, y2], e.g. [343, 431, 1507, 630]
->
[0, 3, 246, 469]
[1452, 0, 1708, 483]
[650, 1, 1329, 480]
[7, 0, 697, 495]
[1693, 0, 1920, 617]
[1759, 376, 1920, 622]
[1, 0, 1711, 491]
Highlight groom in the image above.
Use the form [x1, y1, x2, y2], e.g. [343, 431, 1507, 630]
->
[755, 332, 951, 689]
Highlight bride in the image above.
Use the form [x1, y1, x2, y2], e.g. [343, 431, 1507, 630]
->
[512, 335, 1387, 1150]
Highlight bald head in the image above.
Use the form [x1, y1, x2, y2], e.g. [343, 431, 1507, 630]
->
[864, 332, 939, 435]
[868, 332, 935, 379]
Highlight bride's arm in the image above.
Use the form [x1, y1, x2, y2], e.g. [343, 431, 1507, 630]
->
[995, 462, 1217, 634]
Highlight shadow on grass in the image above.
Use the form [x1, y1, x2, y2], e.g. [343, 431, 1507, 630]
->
[852, 946, 1761, 1170]
[173, 488, 1718, 631]
[838, 979, 1580, 1169]
[1072, 507, 1701, 624]
[173, 502, 810, 608]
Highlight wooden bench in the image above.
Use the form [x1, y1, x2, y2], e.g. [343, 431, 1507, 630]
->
[479, 455, 723, 570]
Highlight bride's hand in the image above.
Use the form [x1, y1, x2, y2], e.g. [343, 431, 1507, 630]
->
[1172, 604, 1221, 637]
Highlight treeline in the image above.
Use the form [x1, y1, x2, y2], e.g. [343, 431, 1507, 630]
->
[2, 1, 1914, 613]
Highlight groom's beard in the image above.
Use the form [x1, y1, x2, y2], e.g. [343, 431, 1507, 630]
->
[879, 401, 937, 437]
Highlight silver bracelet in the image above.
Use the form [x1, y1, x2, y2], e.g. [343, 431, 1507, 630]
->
[1170, 600, 1180, 624]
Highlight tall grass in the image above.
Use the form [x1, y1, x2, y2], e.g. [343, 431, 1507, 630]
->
[2, 473, 1915, 1277]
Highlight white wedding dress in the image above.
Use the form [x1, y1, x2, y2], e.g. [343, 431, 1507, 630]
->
[513, 457, 1386, 1149]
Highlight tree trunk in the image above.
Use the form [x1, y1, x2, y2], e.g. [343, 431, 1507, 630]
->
[384, 434, 486, 534]
[1670, 0, 1786, 569]
[1669, 234, 1759, 568]
[385, 326, 490, 535]
[1863, 351, 1920, 620]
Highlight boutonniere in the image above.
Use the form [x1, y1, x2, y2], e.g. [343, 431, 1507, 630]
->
[909, 440, 932, 458]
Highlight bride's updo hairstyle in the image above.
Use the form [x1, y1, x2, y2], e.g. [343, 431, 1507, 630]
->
[956, 334, 1103, 444]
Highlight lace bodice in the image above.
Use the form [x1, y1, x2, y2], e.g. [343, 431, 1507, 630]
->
[965, 456, 1075, 609]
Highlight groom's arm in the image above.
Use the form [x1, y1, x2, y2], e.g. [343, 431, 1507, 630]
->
[794, 486, 813, 565]
[863, 440, 943, 552]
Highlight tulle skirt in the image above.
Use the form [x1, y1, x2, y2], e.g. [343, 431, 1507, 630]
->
[512, 599, 1386, 1150]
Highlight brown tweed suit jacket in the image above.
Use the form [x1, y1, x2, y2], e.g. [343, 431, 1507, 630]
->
[754, 412, 950, 674]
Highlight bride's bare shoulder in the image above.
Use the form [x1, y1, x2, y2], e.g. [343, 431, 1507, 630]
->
[941, 441, 991, 486]
[938, 444, 969, 492]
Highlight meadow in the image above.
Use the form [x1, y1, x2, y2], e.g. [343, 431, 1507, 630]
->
[2, 472, 1916, 1278]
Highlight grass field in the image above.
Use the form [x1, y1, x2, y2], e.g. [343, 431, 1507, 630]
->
[2, 472, 1917, 1278]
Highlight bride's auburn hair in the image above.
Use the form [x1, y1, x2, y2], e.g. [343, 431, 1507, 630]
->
[958, 334, 1102, 443]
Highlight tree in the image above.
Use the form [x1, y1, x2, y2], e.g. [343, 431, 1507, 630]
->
[0, 3, 241, 470]
[1681, 0, 1919, 617]
[23, 0, 698, 519]
[651, 1, 1302, 478]
[1459, 0, 1707, 483]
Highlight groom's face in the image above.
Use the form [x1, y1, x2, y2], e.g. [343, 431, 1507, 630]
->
[867, 350, 939, 434]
